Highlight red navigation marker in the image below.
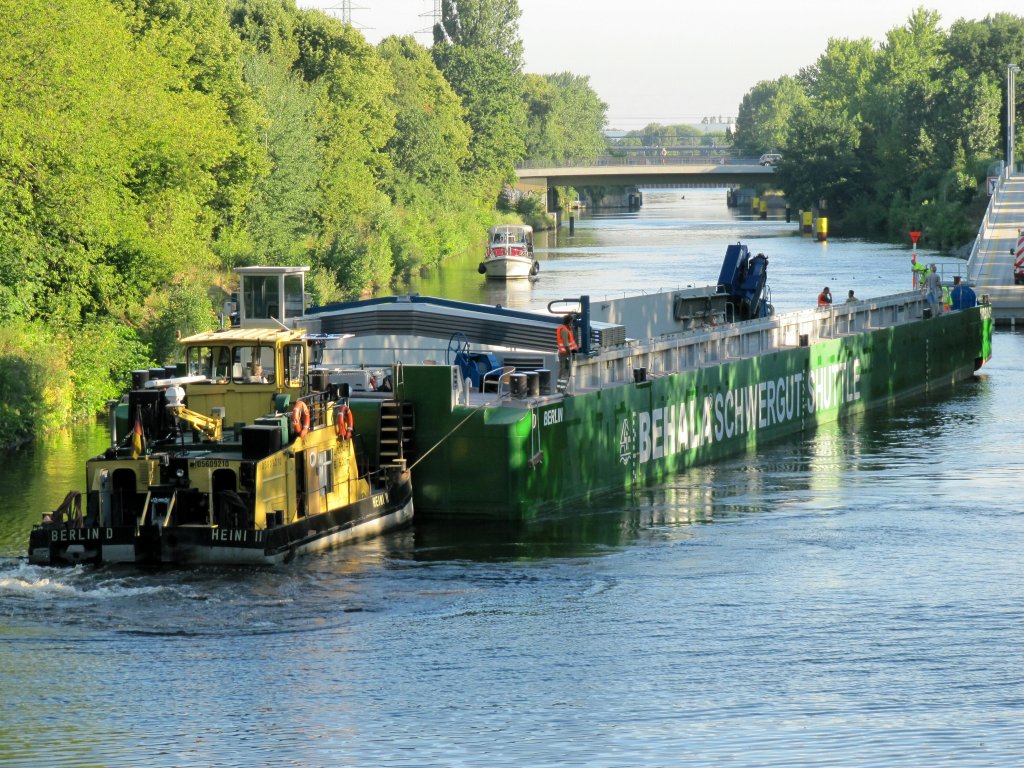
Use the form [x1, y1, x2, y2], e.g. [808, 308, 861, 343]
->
[910, 231, 923, 289]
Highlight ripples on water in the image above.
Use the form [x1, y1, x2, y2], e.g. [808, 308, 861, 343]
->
[2, 193, 1023, 767]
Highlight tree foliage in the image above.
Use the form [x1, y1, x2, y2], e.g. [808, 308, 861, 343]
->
[433, 39, 527, 185]
[733, 76, 809, 156]
[434, 0, 524, 68]
[742, 10, 1024, 248]
[523, 73, 608, 164]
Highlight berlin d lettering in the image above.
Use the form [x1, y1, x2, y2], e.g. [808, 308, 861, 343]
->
[630, 359, 861, 465]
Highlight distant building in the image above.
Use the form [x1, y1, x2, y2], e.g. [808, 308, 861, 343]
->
[699, 116, 736, 134]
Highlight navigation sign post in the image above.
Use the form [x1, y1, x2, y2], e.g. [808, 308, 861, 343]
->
[910, 231, 922, 289]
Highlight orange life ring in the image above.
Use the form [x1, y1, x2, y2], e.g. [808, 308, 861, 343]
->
[292, 400, 311, 437]
[556, 324, 578, 354]
[335, 403, 353, 440]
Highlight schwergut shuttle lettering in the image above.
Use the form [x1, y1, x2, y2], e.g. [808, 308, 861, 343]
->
[632, 359, 861, 464]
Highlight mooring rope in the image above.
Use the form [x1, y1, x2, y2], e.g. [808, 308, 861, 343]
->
[407, 391, 508, 472]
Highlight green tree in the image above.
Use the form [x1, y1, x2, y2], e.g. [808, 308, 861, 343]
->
[799, 37, 877, 116]
[114, 0, 267, 242]
[523, 72, 608, 164]
[932, 68, 1001, 165]
[293, 10, 398, 295]
[376, 35, 486, 276]
[240, 50, 323, 265]
[434, 0, 524, 68]
[734, 76, 808, 156]
[432, 0, 527, 189]
[944, 14, 1024, 161]
[433, 42, 526, 184]
[867, 9, 948, 191]
[775, 104, 862, 213]
[0, 0, 241, 322]
[378, 36, 471, 191]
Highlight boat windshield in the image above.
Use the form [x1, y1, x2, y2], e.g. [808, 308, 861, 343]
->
[493, 230, 525, 244]
[184, 345, 277, 384]
[186, 346, 231, 383]
[231, 346, 275, 384]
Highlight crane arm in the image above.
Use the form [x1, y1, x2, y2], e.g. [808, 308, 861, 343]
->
[168, 405, 223, 441]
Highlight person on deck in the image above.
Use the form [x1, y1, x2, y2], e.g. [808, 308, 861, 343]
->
[817, 287, 832, 306]
[925, 264, 942, 315]
[912, 257, 930, 291]
[556, 314, 579, 390]
[846, 289, 859, 302]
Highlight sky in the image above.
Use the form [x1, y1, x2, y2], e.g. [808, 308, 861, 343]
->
[297, 1, 1021, 130]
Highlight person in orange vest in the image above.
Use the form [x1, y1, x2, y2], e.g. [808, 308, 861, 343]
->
[817, 287, 832, 306]
[556, 314, 579, 386]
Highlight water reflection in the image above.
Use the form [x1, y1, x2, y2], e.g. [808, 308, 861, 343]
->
[481, 275, 536, 309]
[0, 421, 109, 553]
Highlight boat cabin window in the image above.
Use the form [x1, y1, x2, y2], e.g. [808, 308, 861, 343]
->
[284, 274, 304, 320]
[494, 229, 526, 244]
[243, 275, 280, 321]
[232, 346, 275, 384]
[283, 344, 305, 388]
[187, 346, 231, 383]
[316, 448, 333, 495]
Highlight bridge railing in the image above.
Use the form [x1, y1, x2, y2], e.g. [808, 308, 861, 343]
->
[965, 176, 1000, 283]
[516, 152, 761, 170]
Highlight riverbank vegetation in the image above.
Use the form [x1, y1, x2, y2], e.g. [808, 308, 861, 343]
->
[0, 0, 607, 444]
[734, 10, 1024, 248]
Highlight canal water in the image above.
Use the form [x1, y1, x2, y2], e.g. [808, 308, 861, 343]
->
[2, 191, 1022, 767]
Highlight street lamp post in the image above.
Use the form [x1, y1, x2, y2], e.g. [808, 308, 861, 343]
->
[1009, 63, 1020, 176]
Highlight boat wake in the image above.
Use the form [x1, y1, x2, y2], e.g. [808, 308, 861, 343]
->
[0, 559, 171, 602]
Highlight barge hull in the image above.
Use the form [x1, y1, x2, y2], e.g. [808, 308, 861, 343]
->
[400, 305, 991, 519]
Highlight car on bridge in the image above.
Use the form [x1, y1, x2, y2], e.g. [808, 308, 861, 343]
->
[759, 153, 782, 166]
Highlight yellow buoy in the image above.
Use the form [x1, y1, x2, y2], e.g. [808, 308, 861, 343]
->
[816, 216, 829, 241]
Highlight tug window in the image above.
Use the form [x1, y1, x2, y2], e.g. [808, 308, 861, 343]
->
[284, 344, 305, 388]
[232, 346, 275, 384]
[187, 346, 231, 383]
[243, 275, 281, 321]
[317, 449, 334, 495]
[284, 274, 304, 320]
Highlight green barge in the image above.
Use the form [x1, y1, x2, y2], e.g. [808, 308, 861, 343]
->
[303, 245, 992, 518]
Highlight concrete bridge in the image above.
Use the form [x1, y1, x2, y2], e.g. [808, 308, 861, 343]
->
[966, 172, 1024, 325]
[516, 160, 774, 191]
[515, 160, 776, 210]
